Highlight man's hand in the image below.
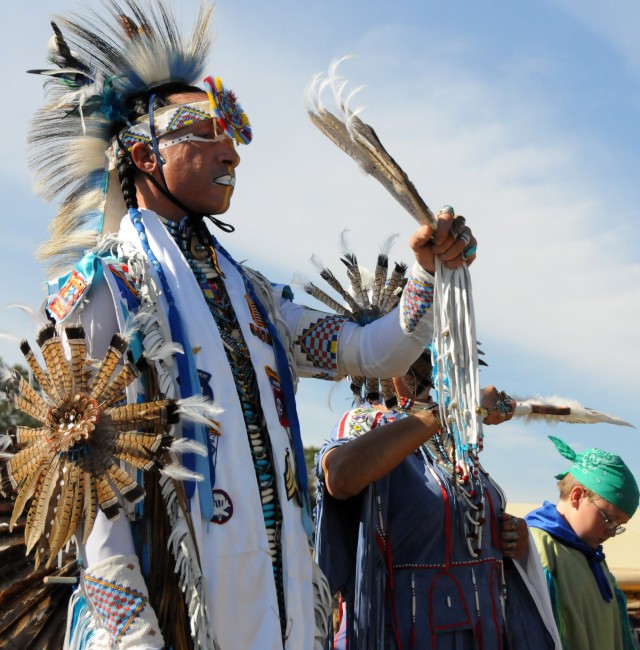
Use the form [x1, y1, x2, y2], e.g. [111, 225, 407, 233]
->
[480, 386, 516, 425]
[409, 206, 477, 274]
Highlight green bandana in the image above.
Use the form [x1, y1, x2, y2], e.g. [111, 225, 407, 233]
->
[550, 436, 639, 517]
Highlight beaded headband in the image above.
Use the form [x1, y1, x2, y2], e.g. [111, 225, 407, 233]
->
[117, 77, 252, 154]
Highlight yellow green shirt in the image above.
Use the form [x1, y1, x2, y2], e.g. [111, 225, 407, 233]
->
[530, 527, 627, 650]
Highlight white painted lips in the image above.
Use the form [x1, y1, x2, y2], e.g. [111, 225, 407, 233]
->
[214, 174, 235, 187]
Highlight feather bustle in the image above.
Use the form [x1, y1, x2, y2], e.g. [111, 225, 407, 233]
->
[82, 469, 98, 543]
[318, 268, 361, 313]
[25, 455, 60, 554]
[96, 475, 120, 520]
[37, 327, 73, 398]
[8, 440, 49, 488]
[47, 459, 75, 562]
[19, 341, 58, 402]
[13, 426, 51, 446]
[9, 464, 45, 531]
[11, 372, 50, 414]
[88, 333, 128, 401]
[303, 283, 349, 316]
[98, 359, 139, 407]
[105, 399, 176, 428]
[107, 463, 145, 503]
[372, 254, 388, 307]
[115, 430, 164, 455]
[65, 326, 88, 393]
[11, 395, 48, 425]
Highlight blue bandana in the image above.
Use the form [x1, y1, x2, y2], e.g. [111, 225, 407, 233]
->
[526, 501, 612, 602]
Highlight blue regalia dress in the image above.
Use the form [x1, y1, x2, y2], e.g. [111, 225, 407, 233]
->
[315, 407, 560, 650]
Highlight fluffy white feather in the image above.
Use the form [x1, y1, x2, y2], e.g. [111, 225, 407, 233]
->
[160, 463, 204, 482]
[513, 395, 634, 427]
[7, 303, 50, 328]
[170, 438, 208, 457]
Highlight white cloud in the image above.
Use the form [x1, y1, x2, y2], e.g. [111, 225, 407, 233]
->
[552, 0, 640, 71]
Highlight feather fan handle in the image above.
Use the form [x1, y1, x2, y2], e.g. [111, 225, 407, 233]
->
[513, 396, 634, 427]
[305, 57, 436, 228]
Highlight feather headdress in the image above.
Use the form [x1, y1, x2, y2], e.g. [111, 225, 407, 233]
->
[28, 0, 216, 277]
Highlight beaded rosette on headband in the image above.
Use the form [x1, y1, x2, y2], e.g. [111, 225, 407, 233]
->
[27, 0, 251, 278]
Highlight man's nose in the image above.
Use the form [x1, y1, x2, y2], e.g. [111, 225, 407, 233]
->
[216, 139, 240, 168]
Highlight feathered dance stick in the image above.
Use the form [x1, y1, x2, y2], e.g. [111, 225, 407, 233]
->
[305, 58, 485, 483]
[513, 396, 634, 427]
[305, 57, 436, 230]
[303, 62, 635, 551]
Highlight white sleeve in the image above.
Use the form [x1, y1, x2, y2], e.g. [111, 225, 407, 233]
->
[277, 262, 434, 379]
[68, 554, 164, 649]
[74, 278, 165, 648]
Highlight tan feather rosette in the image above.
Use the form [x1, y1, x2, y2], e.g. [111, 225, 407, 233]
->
[1, 324, 214, 569]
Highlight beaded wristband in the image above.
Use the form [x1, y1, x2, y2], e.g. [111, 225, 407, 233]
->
[397, 397, 443, 430]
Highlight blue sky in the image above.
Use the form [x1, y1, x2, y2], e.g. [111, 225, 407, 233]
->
[1, 0, 638, 505]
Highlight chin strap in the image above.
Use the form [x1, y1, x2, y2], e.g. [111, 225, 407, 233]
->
[144, 172, 235, 234]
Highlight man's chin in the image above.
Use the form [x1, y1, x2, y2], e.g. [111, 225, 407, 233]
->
[207, 187, 234, 215]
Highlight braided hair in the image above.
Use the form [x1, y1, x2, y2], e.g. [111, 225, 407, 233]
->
[116, 82, 203, 209]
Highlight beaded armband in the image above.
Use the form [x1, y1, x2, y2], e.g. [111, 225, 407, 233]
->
[400, 266, 435, 334]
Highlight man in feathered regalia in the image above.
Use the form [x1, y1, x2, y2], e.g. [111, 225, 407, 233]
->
[0, 1, 476, 648]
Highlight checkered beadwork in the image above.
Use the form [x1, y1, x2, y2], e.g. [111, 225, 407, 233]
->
[119, 130, 152, 151]
[296, 315, 345, 371]
[84, 575, 148, 647]
[401, 276, 434, 334]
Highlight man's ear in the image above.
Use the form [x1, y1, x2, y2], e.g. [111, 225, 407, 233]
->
[130, 142, 158, 173]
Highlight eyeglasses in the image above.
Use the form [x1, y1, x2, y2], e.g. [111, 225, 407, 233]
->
[591, 500, 626, 535]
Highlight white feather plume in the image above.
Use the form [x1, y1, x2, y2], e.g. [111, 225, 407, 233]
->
[170, 438, 208, 457]
[176, 395, 224, 429]
[7, 303, 50, 328]
[513, 395, 634, 427]
[160, 463, 204, 482]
